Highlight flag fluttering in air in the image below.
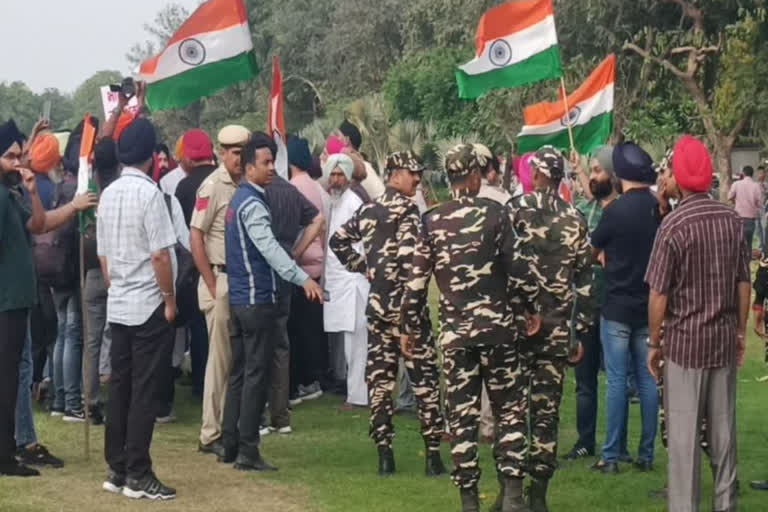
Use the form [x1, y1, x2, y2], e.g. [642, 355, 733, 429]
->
[268, 56, 288, 180]
[456, 0, 562, 99]
[139, 0, 258, 110]
[76, 114, 96, 196]
[517, 54, 615, 155]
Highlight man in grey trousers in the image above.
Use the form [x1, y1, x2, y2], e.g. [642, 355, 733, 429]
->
[646, 136, 748, 512]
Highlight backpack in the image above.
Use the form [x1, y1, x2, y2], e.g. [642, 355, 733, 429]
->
[163, 194, 199, 326]
[33, 175, 79, 288]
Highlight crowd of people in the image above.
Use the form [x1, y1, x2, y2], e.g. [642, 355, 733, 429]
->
[0, 81, 762, 512]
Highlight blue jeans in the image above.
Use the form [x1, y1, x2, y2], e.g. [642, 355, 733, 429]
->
[15, 320, 37, 448]
[53, 288, 83, 412]
[600, 317, 658, 463]
[758, 214, 765, 252]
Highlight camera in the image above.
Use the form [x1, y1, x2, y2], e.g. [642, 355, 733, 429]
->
[109, 77, 137, 98]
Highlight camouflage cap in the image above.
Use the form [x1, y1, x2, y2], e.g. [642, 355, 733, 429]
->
[472, 143, 496, 171]
[444, 144, 483, 180]
[530, 145, 565, 181]
[386, 151, 425, 174]
[655, 147, 674, 174]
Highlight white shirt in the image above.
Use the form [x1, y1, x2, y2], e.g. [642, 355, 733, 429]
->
[360, 162, 386, 200]
[159, 166, 186, 196]
[97, 168, 177, 326]
[323, 188, 370, 333]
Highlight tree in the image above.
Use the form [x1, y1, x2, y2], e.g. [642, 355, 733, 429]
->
[0, 82, 44, 134]
[623, 0, 768, 199]
[68, 71, 123, 126]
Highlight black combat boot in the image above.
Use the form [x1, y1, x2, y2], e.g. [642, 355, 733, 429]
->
[377, 446, 395, 476]
[424, 443, 447, 477]
[459, 487, 480, 512]
[528, 479, 549, 512]
[503, 477, 532, 512]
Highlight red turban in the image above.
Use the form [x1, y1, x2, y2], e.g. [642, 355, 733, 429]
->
[182, 129, 213, 161]
[29, 133, 62, 174]
[672, 135, 713, 193]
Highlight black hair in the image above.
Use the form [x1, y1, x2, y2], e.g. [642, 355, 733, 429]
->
[93, 138, 119, 187]
[155, 143, 170, 157]
[744, 165, 755, 177]
[242, 132, 277, 168]
[758, 165, 766, 172]
[339, 120, 362, 150]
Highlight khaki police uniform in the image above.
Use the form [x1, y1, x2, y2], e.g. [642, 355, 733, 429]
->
[191, 125, 249, 445]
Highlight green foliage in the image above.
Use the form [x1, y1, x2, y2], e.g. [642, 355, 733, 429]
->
[68, 70, 123, 127]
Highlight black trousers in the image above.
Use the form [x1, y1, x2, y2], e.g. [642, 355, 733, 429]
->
[30, 284, 57, 382]
[105, 305, 173, 479]
[222, 304, 278, 459]
[288, 285, 328, 393]
[574, 316, 602, 452]
[0, 309, 28, 464]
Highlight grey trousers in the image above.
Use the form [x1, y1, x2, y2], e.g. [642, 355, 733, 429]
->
[664, 360, 738, 512]
[84, 268, 112, 405]
[268, 280, 292, 429]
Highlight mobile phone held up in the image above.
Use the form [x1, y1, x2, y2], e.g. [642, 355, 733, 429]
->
[109, 77, 136, 98]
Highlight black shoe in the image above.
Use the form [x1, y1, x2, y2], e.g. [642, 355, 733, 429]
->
[63, 409, 86, 423]
[505, 477, 532, 512]
[528, 479, 549, 512]
[102, 470, 126, 494]
[633, 459, 653, 472]
[591, 459, 620, 474]
[563, 445, 594, 461]
[648, 486, 668, 499]
[424, 449, 447, 477]
[122, 472, 176, 500]
[0, 460, 40, 477]
[217, 447, 238, 464]
[751, 480, 768, 491]
[618, 453, 634, 464]
[459, 487, 480, 512]
[199, 439, 226, 458]
[88, 405, 104, 426]
[233, 453, 278, 472]
[377, 446, 395, 476]
[16, 444, 64, 468]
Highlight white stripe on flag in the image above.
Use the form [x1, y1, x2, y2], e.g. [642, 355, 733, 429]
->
[460, 16, 558, 76]
[141, 23, 253, 84]
[274, 132, 288, 181]
[519, 84, 614, 136]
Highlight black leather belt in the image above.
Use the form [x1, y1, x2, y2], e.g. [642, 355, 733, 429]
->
[212, 264, 227, 273]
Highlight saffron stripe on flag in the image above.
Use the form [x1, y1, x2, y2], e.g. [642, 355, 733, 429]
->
[517, 111, 613, 154]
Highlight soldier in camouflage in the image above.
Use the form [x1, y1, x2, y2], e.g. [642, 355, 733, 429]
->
[400, 144, 541, 512]
[329, 151, 447, 478]
[502, 146, 593, 512]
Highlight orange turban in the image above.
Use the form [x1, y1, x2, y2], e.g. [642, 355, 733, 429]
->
[29, 133, 62, 174]
[113, 112, 135, 141]
[174, 135, 185, 162]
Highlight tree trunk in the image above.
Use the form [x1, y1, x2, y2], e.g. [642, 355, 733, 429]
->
[713, 135, 734, 202]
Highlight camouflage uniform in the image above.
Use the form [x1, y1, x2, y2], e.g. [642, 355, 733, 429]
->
[401, 145, 539, 490]
[511, 146, 593, 481]
[330, 152, 444, 453]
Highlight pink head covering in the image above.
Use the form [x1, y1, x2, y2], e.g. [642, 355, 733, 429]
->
[515, 152, 535, 194]
[326, 135, 345, 156]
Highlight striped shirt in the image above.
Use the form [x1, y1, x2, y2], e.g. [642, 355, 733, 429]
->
[645, 193, 750, 369]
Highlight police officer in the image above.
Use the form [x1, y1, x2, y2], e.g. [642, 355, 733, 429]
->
[400, 144, 540, 512]
[329, 152, 446, 477]
[190, 125, 251, 455]
[505, 146, 593, 512]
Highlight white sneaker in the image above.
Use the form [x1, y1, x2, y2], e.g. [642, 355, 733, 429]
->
[289, 396, 303, 406]
[259, 426, 272, 437]
[298, 383, 323, 401]
[276, 426, 292, 435]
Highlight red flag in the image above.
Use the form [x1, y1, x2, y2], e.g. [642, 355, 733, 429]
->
[268, 55, 288, 179]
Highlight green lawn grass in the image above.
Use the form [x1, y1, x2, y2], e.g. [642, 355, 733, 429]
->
[1, 309, 767, 510]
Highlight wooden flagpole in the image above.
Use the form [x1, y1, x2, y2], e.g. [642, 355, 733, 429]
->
[79, 226, 91, 459]
[560, 77, 576, 153]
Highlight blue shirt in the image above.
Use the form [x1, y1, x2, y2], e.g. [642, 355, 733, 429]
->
[226, 181, 308, 306]
[36, 174, 55, 210]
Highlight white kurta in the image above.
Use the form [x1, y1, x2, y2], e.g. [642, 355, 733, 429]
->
[324, 188, 370, 405]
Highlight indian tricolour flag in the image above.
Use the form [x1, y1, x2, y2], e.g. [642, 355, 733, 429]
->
[517, 55, 615, 154]
[456, 0, 562, 100]
[139, 0, 258, 110]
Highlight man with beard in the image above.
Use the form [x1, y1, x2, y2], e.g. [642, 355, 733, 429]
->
[330, 152, 446, 477]
[564, 145, 618, 461]
[323, 153, 370, 408]
[0, 119, 96, 477]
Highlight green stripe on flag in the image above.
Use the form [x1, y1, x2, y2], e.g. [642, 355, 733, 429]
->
[456, 45, 563, 100]
[147, 52, 259, 111]
[517, 111, 613, 155]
